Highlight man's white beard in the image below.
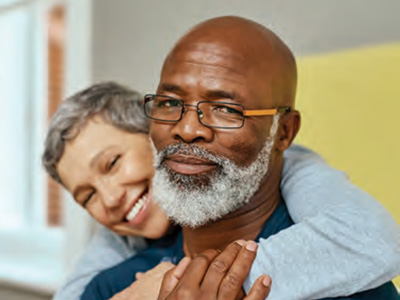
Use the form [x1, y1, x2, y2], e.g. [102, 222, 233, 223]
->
[152, 114, 280, 228]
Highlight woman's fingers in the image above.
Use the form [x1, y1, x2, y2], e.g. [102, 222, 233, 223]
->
[135, 272, 144, 280]
[243, 275, 271, 300]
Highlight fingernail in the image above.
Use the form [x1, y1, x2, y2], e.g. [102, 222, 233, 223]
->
[181, 256, 191, 265]
[235, 240, 246, 246]
[245, 241, 258, 252]
[262, 275, 271, 287]
[175, 257, 191, 275]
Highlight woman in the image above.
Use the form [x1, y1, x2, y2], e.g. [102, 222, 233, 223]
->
[43, 82, 400, 300]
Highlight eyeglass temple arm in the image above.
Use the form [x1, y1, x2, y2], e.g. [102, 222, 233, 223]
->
[243, 107, 291, 117]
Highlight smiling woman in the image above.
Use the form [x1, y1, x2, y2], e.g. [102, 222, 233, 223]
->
[43, 82, 171, 239]
[57, 117, 168, 238]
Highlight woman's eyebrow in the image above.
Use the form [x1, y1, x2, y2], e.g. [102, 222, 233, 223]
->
[72, 146, 117, 201]
[89, 146, 116, 168]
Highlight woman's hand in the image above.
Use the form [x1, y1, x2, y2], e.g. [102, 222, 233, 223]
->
[158, 240, 271, 300]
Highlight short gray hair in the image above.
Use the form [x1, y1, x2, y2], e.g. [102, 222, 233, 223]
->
[42, 82, 149, 185]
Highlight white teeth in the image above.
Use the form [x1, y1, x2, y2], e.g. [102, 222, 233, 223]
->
[126, 194, 148, 221]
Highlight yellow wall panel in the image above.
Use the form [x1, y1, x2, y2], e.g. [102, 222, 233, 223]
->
[295, 43, 400, 288]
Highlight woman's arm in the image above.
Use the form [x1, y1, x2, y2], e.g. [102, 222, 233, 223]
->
[244, 144, 400, 299]
[53, 225, 146, 300]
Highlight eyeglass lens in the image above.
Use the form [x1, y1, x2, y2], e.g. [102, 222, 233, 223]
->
[145, 95, 245, 128]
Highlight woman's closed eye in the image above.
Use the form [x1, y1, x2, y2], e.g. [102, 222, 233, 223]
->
[108, 155, 121, 171]
[82, 190, 95, 208]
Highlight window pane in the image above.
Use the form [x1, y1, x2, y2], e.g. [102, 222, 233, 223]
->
[0, 0, 19, 5]
[0, 7, 30, 229]
[0, 1, 67, 229]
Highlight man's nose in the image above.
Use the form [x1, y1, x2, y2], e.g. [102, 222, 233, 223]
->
[171, 105, 213, 143]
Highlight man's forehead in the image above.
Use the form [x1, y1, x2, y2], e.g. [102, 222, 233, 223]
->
[174, 41, 244, 60]
[160, 42, 273, 108]
[163, 41, 248, 75]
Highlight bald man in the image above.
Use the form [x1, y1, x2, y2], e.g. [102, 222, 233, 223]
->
[81, 17, 399, 300]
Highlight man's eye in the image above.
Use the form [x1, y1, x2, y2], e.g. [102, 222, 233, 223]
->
[157, 99, 181, 108]
[108, 155, 121, 171]
[215, 105, 242, 115]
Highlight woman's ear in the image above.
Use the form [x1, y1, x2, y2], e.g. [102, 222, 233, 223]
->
[275, 110, 301, 151]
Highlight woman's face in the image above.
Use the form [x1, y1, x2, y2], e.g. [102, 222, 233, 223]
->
[57, 116, 171, 239]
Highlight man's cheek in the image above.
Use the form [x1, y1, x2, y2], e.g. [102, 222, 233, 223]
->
[217, 137, 260, 167]
[150, 124, 170, 150]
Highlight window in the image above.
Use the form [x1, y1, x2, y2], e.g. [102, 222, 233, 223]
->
[1, 0, 44, 230]
[0, 0, 92, 293]
[0, 0, 65, 230]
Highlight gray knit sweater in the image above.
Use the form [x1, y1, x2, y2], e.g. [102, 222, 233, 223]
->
[53, 145, 400, 300]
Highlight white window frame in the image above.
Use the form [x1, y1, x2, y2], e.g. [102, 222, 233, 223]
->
[62, 0, 95, 272]
[0, 0, 94, 293]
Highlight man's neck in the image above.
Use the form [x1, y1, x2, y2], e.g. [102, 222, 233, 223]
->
[182, 157, 283, 257]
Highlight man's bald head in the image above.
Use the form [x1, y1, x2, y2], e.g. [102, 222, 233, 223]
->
[163, 16, 297, 107]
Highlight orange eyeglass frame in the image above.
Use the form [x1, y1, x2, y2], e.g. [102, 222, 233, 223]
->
[243, 107, 291, 116]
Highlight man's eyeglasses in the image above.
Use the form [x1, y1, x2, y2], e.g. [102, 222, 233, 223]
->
[143, 94, 291, 129]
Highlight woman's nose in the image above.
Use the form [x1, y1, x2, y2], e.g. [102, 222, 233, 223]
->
[99, 182, 125, 209]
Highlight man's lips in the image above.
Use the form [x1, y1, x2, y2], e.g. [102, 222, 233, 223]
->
[164, 154, 217, 175]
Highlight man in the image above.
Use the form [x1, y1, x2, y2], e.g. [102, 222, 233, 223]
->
[81, 16, 399, 299]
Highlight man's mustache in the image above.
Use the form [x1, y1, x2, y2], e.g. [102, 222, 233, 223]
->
[156, 143, 226, 168]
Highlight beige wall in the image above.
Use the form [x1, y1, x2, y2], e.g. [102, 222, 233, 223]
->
[90, 0, 400, 92]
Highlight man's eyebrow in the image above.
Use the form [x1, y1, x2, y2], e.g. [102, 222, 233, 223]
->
[204, 90, 241, 101]
[158, 83, 185, 95]
[158, 85, 241, 102]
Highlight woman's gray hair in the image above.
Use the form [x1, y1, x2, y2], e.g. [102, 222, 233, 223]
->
[42, 81, 149, 185]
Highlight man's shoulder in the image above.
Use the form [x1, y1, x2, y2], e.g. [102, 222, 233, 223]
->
[256, 200, 294, 241]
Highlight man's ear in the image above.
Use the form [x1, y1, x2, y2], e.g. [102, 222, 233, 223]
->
[275, 110, 301, 151]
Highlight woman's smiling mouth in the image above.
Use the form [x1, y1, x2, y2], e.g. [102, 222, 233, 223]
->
[123, 190, 150, 224]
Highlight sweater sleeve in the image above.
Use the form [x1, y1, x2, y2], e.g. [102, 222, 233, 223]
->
[243, 144, 400, 299]
[53, 225, 146, 300]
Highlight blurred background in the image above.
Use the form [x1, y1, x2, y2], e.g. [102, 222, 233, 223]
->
[0, 0, 399, 299]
